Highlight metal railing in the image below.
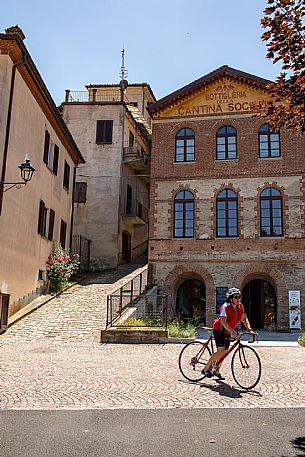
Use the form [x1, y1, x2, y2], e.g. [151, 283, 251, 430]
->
[122, 199, 149, 223]
[65, 90, 121, 103]
[106, 267, 148, 328]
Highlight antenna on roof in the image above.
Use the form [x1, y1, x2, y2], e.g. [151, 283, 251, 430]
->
[119, 48, 128, 101]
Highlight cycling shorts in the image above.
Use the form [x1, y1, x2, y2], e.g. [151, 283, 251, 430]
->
[213, 329, 231, 350]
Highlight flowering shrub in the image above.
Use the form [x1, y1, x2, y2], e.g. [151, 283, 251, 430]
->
[46, 247, 80, 293]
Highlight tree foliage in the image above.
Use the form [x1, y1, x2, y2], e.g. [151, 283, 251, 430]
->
[257, 0, 305, 132]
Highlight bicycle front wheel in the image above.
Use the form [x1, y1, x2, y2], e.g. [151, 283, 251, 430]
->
[179, 341, 211, 382]
[231, 345, 261, 390]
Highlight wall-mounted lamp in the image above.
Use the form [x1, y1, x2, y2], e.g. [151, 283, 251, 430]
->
[0, 159, 36, 193]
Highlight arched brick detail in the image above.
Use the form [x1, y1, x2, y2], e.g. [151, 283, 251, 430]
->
[232, 263, 288, 330]
[163, 263, 215, 320]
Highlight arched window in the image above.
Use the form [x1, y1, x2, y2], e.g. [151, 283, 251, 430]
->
[216, 126, 237, 160]
[260, 187, 283, 237]
[173, 190, 194, 238]
[259, 123, 280, 158]
[216, 189, 238, 237]
[175, 128, 195, 162]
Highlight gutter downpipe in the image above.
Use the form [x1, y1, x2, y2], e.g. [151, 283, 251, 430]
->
[69, 165, 77, 251]
[0, 54, 26, 215]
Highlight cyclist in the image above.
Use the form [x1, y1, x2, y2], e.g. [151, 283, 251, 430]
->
[202, 287, 255, 379]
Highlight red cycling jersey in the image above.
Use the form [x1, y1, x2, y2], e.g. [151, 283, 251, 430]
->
[213, 302, 244, 334]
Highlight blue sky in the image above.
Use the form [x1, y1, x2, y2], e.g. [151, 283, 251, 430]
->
[1, 0, 280, 105]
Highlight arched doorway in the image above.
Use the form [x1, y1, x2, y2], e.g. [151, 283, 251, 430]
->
[176, 279, 206, 323]
[242, 279, 277, 329]
[122, 231, 131, 262]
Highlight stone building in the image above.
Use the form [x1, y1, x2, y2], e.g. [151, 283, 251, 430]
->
[61, 82, 155, 270]
[148, 65, 305, 331]
[0, 26, 85, 329]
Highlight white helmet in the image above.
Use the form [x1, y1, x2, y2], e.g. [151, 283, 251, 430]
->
[226, 287, 241, 298]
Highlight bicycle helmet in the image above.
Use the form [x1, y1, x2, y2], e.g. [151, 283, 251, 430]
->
[226, 287, 241, 298]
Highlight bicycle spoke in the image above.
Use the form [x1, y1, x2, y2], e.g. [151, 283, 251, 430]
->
[179, 341, 211, 382]
[231, 345, 261, 390]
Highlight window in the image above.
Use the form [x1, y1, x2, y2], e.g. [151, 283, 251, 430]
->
[63, 160, 70, 190]
[216, 189, 238, 237]
[260, 187, 283, 237]
[126, 185, 132, 214]
[60, 219, 67, 249]
[43, 130, 59, 174]
[216, 126, 237, 160]
[129, 130, 134, 147]
[74, 182, 87, 203]
[259, 123, 280, 158]
[53, 145, 59, 175]
[175, 128, 195, 162]
[38, 200, 47, 237]
[43, 130, 50, 165]
[38, 270, 44, 281]
[96, 120, 113, 144]
[48, 209, 55, 241]
[173, 190, 194, 238]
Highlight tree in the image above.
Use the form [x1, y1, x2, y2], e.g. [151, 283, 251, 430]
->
[256, 0, 305, 132]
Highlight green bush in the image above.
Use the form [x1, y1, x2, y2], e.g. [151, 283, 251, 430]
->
[168, 318, 196, 338]
[46, 246, 79, 293]
[298, 329, 305, 347]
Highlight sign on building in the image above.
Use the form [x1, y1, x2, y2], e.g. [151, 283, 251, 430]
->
[288, 290, 301, 330]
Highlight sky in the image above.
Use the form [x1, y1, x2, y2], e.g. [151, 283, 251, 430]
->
[1, 0, 282, 105]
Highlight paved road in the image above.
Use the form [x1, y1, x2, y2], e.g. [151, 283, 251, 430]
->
[1, 409, 305, 457]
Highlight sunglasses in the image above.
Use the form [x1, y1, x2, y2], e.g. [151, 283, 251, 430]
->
[233, 295, 241, 299]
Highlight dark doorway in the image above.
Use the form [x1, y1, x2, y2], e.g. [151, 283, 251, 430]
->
[126, 185, 132, 214]
[122, 231, 131, 262]
[176, 279, 206, 323]
[242, 279, 277, 329]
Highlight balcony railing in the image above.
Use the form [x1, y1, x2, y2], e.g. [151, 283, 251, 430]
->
[122, 199, 149, 224]
[65, 90, 121, 103]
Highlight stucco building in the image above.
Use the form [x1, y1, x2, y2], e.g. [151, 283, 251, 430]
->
[61, 82, 155, 270]
[148, 65, 305, 331]
[0, 27, 85, 330]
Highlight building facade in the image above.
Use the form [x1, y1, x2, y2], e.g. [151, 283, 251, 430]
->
[0, 27, 84, 328]
[148, 65, 305, 331]
[61, 82, 155, 270]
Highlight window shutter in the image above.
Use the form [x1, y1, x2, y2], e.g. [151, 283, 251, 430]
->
[60, 219, 67, 249]
[48, 209, 55, 241]
[105, 120, 113, 143]
[74, 182, 87, 203]
[63, 161, 70, 190]
[53, 145, 59, 175]
[96, 120, 113, 144]
[43, 130, 50, 164]
[38, 200, 47, 237]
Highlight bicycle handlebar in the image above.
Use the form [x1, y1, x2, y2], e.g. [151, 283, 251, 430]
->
[239, 331, 258, 344]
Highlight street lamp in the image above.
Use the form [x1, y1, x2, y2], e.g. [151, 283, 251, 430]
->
[0, 159, 36, 193]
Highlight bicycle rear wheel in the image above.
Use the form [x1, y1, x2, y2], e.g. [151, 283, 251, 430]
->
[179, 341, 211, 382]
[231, 345, 261, 390]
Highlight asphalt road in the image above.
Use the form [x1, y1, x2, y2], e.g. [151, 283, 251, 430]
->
[1, 408, 304, 457]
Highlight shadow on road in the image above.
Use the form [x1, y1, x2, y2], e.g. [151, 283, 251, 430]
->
[179, 378, 262, 399]
[282, 436, 305, 457]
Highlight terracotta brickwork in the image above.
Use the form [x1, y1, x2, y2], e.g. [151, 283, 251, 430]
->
[148, 67, 305, 330]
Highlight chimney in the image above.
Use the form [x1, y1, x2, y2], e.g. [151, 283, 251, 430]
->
[5, 25, 26, 41]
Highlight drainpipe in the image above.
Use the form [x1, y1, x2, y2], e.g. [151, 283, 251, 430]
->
[0, 54, 26, 215]
[69, 165, 77, 251]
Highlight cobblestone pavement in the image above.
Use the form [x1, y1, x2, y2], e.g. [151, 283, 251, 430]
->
[1, 261, 147, 342]
[0, 260, 304, 410]
[0, 341, 304, 410]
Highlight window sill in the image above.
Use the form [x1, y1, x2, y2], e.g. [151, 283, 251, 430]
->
[215, 158, 239, 162]
[259, 156, 282, 160]
[173, 160, 197, 164]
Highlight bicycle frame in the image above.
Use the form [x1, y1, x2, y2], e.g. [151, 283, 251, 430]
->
[195, 330, 256, 366]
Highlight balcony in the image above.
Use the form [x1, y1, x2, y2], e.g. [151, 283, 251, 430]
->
[64, 90, 121, 103]
[123, 147, 150, 174]
[121, 199, 148, 225]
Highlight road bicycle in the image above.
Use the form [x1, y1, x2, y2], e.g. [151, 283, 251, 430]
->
[178, 328, 261, 390]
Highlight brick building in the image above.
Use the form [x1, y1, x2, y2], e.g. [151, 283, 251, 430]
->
[148, 65, 305, 331]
